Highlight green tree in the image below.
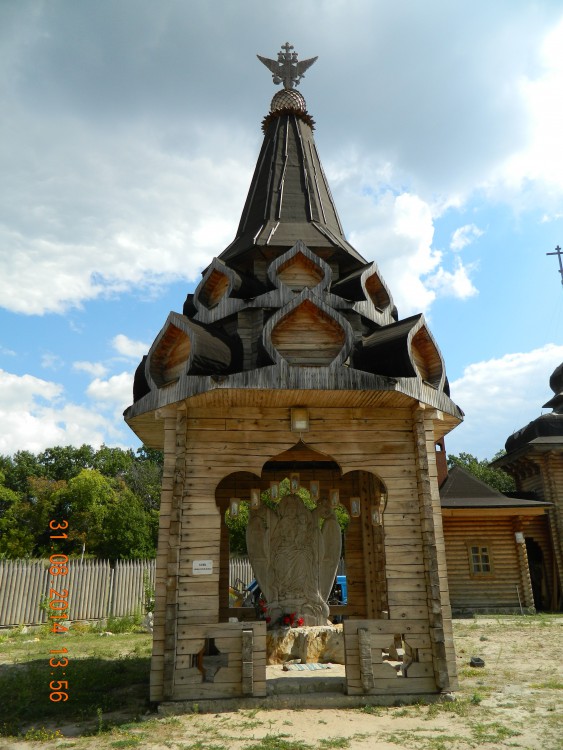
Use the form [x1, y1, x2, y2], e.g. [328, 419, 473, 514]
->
[0, 470, 33, 558]
[96, 487, 158, 560]
[0, 444, 162, 559]
[124, 456, 163, 512]
[447, 451, 515, 493]
[0, 450, 45, 496]
[38, 444, 95, 481]
[92, 445, 134, 477]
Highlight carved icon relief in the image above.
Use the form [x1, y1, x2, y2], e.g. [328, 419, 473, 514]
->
[246, 492, 341, 626]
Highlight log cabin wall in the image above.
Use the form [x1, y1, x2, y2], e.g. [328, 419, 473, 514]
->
[149, 395, 458, 701]
[442, 515, 529, 613]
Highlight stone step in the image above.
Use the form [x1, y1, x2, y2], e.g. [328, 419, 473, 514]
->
[267, 674, 346, 695]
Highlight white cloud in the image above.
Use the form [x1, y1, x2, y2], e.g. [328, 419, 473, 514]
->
[0, 368, 119, 454]
[446, 343, 563, 459]
[41, 352, 64, 370]
[73, 361, 109, 378]
[87, 372, 133, 411]
[112, 334, 149, 359]
[426, 260, 478, 300]
[450, 224, 484, 251]
[487, 17, 563, 210]
[330, 173, 447, 316]
[0, 118, 253, 315]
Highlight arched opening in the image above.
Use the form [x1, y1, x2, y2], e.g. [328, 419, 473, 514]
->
[525, 537, 549, 611]
[214, 447, 389, 627]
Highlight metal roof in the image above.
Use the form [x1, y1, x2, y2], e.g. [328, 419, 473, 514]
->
[439, 466, 550, 509]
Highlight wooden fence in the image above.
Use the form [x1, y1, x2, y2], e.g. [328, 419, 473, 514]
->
[0, 559, 155, 627]
[0, 557, 344, 627]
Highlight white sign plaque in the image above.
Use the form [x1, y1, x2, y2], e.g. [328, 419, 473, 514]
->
[192, 559, 213, 575]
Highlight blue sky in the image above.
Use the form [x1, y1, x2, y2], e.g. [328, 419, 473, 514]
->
[1, 0, 563, 460]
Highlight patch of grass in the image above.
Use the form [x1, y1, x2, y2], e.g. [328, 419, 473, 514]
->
[104, 613, 144, 634]
[470, 721, 520, 743]
[458, 666, 488, 678]
[318, 738, 351, 749]
[244, 734, 315, 750]
[22, 726, 64, 741]
[530, 679, 563, 689]
[426, 736, 464, 750]
[357, 704, 383, 715]
[384, 729, 419, 746]
[0, 635, 151, 737]
[239, 719, 262, 729]
[385, 729, 465, 750]
[425, 698, 474, 719]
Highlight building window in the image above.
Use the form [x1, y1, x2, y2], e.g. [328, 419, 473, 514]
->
[468, 544, 492, 575]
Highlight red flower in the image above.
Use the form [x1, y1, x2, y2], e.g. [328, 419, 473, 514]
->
[265, 616, 271, 624]
[282, 615, 291, 626]
[297, 617, 304, 627]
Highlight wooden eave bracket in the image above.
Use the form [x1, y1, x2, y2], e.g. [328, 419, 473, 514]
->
[145, 311, 232, 390]
[193, 258, 243, 323]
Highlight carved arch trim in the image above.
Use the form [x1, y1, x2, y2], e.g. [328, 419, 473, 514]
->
[267, 240, 331, 294]
[262, 288, 354, 367]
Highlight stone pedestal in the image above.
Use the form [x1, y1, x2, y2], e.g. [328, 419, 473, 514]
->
[266, 624, 345, 665]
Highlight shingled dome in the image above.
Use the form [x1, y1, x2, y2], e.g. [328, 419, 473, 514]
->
[124, 47, 462, 446]
[504, 361, 563, 454]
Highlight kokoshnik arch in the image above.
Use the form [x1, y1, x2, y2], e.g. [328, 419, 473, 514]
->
[124, 44, 464, 708]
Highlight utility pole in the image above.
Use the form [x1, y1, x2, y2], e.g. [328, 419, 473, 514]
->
[546, 245, 563, 288]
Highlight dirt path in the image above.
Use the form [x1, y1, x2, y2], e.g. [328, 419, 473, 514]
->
[1, 617, 561, 750]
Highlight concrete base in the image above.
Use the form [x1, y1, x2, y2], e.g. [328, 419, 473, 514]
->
[158, 691, 455, 714]
[157, 663, 455, 713]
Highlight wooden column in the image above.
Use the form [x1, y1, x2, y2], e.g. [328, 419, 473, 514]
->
[359, 473, 380, 619]
[151, 405, 186, 702]
[513, 518, 535, 611]
[413, 405, 458, 691]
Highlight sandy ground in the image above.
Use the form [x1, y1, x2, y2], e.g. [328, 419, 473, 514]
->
[2, 617, 562, 750]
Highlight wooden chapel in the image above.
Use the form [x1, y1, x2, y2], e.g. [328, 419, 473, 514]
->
[124, 45, 463, 707]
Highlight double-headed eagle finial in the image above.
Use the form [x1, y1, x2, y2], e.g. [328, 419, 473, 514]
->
[257, 42, 317, 89]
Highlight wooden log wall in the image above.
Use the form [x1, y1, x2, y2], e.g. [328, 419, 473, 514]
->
[344, 619, 436, 695]
[442, 516, 526, 612]
[172, 621, 266, 700]
[150, 397, 457, 701]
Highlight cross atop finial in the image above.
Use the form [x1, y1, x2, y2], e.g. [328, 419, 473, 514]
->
[546, 245, 563, 288]
[257, 43, 318, 89]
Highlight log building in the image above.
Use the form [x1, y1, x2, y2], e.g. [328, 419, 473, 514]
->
[124, 45, 463, 706]
[439, 463, 551, 613]
[491, 362, 563, 612]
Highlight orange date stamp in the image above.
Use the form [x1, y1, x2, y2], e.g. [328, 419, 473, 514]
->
[48, 519, 69, 702]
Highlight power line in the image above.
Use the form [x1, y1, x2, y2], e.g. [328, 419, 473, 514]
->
[546, 245, 563, 288]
